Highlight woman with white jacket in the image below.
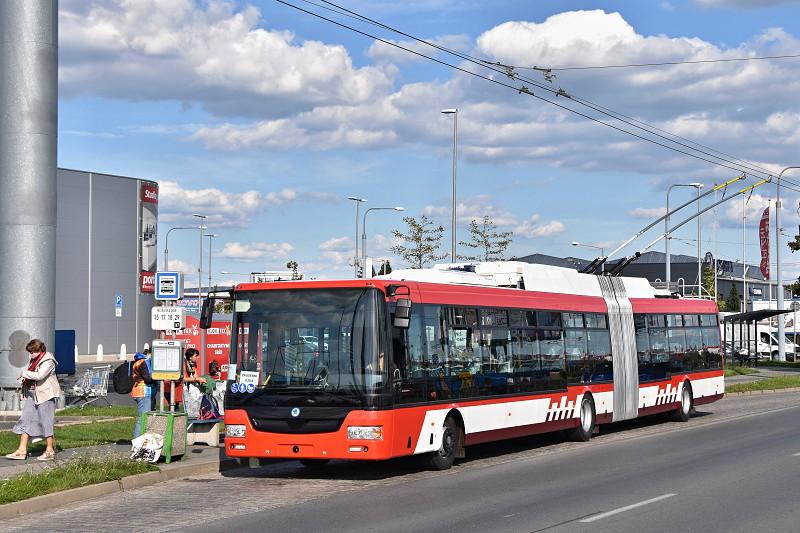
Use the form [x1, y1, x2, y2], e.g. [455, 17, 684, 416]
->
[5, 339, 61, 461]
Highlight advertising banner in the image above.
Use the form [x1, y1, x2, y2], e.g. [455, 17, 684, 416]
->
[759, 206, 770, 279]
[175, 315, 231, 380]
[140, 181, 159, 293]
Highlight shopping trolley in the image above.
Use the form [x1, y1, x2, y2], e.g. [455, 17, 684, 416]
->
[69, 365, 112, 408]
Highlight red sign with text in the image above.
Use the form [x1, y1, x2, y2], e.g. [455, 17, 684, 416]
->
[175, 315, 231, 380]
[759, 206, 770, 279]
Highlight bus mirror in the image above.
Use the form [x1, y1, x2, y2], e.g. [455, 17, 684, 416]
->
[199, 298, 215, 329]
[394, 299, 411, 328]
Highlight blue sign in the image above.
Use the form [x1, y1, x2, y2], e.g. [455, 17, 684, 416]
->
[246, 383, 255, 393]
[115, 294, 123, 308]
[155, 271, 183, 301]
[230, 382, 239, 393]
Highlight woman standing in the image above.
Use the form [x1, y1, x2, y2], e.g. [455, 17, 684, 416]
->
[5, 339, 61, 461]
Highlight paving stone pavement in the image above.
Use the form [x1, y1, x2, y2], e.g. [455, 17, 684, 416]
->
[3, 390, 800, 532]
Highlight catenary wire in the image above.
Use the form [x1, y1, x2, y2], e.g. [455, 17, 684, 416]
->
[287, 0, 778, 180]
[530, 53, 800, 71]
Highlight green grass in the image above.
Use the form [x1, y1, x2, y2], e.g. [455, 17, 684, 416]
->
[0, 419, 135, 455]
[724, 365, 759, 377]
[726, 375, 800, 393]
[0, 454, 156, 505]
[58, 405, 137, 417]
[756, 360, 800, 369]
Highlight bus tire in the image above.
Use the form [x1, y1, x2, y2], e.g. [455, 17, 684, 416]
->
[671, 382, 693, 422]
[426, 416, 460, 471]
[566, 395, 595, 442]
[299, 459, 330, 469]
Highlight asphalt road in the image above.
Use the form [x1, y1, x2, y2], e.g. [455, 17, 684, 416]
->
[4, 391, 800, 533]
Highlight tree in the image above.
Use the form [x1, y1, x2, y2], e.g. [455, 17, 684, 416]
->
[725, 283, 740, 312]
[391, 215, 447, 269]
[458, 215, 513, 261]
[377, 260, 392, 275]
[701, 265, 715, 299]
[286, 260, 303, 280]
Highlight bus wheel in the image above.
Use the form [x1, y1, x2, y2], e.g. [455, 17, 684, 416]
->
[566, 395, 595, 442]
[671, 383, 693, 422]
[299, 459, 330, 469]
[426, 416, 460, 471]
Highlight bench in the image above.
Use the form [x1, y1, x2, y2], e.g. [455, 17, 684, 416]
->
[187, 418, 223, 447]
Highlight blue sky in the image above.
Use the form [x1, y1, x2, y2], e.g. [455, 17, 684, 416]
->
[57, 0, 800, 286]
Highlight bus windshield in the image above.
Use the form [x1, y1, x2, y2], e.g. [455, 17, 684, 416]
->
[231, 288, 386, 396]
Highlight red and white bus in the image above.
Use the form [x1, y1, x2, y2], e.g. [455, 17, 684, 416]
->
[220, 262, 723, 470]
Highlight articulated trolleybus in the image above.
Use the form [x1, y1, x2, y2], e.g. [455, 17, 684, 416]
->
[220, 261, 723, 470]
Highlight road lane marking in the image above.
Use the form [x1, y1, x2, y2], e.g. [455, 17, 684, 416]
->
[793, 452, 800, 457]
[580, 493, 677, 523]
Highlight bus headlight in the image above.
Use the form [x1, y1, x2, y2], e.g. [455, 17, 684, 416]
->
[347, 426, 382, 440]
[226, 424, 246, 438]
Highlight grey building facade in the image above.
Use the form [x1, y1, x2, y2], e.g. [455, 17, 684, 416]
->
[55, 168, 157, 356]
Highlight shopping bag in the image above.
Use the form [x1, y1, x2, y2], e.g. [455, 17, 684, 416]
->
[183, 383, 203, 418]
[130, 432, 164, 463]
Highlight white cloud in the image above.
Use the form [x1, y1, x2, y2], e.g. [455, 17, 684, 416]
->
[366, 34, 471, 63]
[694, 0, 800, 8]
[630, 207, 669, 219]
[159, 180, 264, 228]
[167, 259, 195, 277]
[514, 215, 566, 238]
[422, 196, 518, 227]
[59, 0, 393, 118]
[320, 236, 352, 251]
[217, 241, 294, 261]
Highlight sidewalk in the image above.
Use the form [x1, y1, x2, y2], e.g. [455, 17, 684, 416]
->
[726, 365, 800, 385]
[0, 442, 237, 520]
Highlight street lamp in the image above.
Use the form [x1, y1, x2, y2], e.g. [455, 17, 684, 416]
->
[363, 206, 404, 277]
[163, 225, 206, 271]
[775, 166, 800, 362]
[442, 108, 458, 263]
[192, 213, 207, 373]
[205, 234, 216, 290]
[571, 241, 605, 272]
[348, 197, 367, 277]
[665, 183, 703, 286]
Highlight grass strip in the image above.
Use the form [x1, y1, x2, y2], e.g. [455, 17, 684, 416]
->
[58, 405, 137, 417]
[724, 365, 759, 377]
[0, 419, 134, 455]
[756, 360, 800, 369]
[0, 454, 156, 505]
[726, 375, 800, 393]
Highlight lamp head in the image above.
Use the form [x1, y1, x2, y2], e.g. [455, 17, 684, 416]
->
[571, 241, 580, 246]
[441, 108, 457, 114]
[690, 183, 704, 188]
[394, 207, 405, 211]
[347, 196, 366, 202]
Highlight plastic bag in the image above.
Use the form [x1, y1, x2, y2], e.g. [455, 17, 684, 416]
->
[183, 383, 203, 418]
[130, 432, 164, 463]
[213, 380, 226, 415]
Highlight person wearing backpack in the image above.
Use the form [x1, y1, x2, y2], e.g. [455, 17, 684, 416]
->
[131, 348, 155, 439]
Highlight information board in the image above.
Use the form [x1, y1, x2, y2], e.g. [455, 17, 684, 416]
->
[151, 339, 184, 381]
[151, 306, 186, 331]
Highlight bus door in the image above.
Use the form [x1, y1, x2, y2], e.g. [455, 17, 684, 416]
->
[598, 277, 638, 421]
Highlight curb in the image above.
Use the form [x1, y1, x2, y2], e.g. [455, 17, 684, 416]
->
[725, 386, 800, 396]
[0, 456, 240, 521]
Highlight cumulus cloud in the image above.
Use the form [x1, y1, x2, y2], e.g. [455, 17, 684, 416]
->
[366, 34, 471, 63]
[630, 207, 669, 219]
[59, 0, 392, 118]
[217, 241, 294, 261]
[514, 215, 566, 238]
[167, 259, 195, 277]
[59, 4, 800, 177]
[422, 195, 518, 227]
[159, 180, 266, 228]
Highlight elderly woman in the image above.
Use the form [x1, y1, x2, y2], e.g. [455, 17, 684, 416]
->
[5, 339, 61, 461]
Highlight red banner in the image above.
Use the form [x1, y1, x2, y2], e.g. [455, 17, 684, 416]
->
[175, 315, 231, 380]
[759, 206, 770, 279]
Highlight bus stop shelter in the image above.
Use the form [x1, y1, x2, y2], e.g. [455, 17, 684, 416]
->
[722, 309, 790, 366]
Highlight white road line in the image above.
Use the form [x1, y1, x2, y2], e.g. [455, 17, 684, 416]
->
[580, 493, 677, 523]
[793, 452, 800, 457]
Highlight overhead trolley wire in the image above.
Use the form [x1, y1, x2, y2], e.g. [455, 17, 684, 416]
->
[301, 0, 781, 180]
[529, 53, 800, 71]
[279, 0, 787, 180]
